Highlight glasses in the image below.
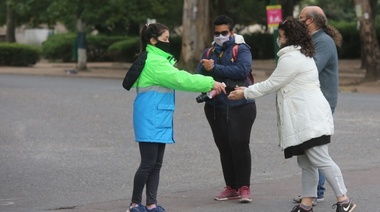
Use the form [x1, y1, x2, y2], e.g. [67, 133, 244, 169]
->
[213, 30, 229, 37]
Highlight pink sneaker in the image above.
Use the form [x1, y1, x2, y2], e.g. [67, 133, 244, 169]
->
[214, 186, 240, 201]
[239, 186, 252, 203]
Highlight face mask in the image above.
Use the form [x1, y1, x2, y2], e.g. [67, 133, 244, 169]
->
[276, 37, 282, 48]
[155, 40, 170, 53]
[214, 35, 230, 47]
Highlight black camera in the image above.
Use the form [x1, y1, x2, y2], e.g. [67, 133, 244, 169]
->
[196, 93, 211, 103]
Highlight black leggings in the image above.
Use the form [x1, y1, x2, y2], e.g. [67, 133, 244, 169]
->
[205, 103, 256, 189]
[131, 142, 166, 205]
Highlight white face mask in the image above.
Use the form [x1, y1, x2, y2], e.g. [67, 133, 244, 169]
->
[214, 35, 230, 46]
[276, 37, 282, 48]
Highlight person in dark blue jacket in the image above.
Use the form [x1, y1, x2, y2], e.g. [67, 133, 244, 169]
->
[195, 15, 256, 203]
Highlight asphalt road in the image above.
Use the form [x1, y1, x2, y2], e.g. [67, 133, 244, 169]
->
[0, 74, 379, 212]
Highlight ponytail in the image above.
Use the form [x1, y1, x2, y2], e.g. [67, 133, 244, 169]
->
[323, 25, 343, 48]
[310, 11, 343, 48]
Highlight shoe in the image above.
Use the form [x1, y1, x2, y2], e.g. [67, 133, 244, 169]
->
[239, 186, 252, 203]
[290, 205, 313, 212]
[145, 204, 165, 212]
[332, 199, 356, 212]
[127, 203, 147, 212]
[293, 195, 322, 206]
[214, 186, 240, 201]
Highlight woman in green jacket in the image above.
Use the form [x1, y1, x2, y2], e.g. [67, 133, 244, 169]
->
[123, 23, 226, 212]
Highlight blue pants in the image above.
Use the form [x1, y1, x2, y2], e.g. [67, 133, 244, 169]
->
[317, 171, 325, 198]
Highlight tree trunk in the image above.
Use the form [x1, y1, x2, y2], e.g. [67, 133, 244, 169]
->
[76, 18, 87, 71]
[359, 0, 377, 69]
[355, 0, 380, 81]
[179, 0, 210, 71]
[6, 2, 16, 43]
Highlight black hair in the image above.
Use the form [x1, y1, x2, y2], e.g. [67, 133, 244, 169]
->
[213, 15, 234, 31]
[278, 16, 315, 57]
[140, 23, 169, 52]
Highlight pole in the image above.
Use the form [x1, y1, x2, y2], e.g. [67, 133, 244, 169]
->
[270, 0, 279, 61]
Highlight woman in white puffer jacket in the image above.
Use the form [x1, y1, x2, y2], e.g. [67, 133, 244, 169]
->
[228, 17, 355, 212]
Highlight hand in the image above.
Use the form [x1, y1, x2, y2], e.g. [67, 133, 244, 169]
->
[213, 81, 226, 95]
[201, 59, 214, 71]
[228, 87, 246, 100]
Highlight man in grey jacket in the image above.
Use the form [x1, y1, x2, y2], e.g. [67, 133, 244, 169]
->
[293, 5, 343, 206]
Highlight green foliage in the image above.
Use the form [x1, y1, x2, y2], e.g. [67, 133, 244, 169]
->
[244, 32, 275, 59]
[107, 37, 141, 62]
[38, 0, 184, 35]
[86, 35, 128, 61]
[330, 21, 361, 59]
[211, 0, 268, 27]
[0, 43, 41, 66]
[42, 33, 76, 62]
[42, 33, 129, 62]
[300, 0, 358, 22]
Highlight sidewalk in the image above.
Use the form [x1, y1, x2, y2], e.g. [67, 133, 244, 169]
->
[0, 59, 379, 94]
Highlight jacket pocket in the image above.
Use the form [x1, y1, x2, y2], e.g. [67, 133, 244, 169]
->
[155, 104, 175, 128]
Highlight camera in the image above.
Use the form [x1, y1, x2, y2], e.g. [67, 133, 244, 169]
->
[196, 93, 211, 103]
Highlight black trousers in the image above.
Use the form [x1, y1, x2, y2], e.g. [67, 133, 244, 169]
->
[131, 142, 166, 205]
[205, 102, 256, 189]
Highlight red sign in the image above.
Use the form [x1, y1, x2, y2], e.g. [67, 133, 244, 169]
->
[266, 5, 282, 28]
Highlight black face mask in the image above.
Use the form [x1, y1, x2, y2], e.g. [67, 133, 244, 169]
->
[155, 40, 170, 53]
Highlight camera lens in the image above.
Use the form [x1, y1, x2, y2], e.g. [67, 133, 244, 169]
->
[195, 93, 208, 103]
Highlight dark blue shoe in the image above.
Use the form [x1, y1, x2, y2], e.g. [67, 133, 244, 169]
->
[127, 203, 147, 212]
[145, 205, 165, 212]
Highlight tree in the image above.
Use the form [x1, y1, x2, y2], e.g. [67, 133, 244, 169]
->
[5, 0, 16, 42]
[179, 0, 210, 69]
[355, 0, 380, 81]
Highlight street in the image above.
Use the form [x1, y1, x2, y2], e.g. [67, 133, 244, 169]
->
[0, 74, 379, 212]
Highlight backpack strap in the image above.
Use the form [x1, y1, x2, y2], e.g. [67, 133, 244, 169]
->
[205, 47, 214, 59]
[231, 44, 239, 62]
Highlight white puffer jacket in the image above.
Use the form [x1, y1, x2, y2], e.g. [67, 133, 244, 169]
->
[244, 46, 334, 150]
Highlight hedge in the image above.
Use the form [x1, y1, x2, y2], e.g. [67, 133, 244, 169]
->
[41, 23, 380, 62]
[0, 43, 41, 66]
[42, 33, 127, 62]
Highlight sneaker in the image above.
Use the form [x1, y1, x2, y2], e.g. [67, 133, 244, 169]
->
[332, 199, 356, 212]
[293, 195, 322, 206]
[145, 204, 165, 212]
[239, 186, 252, 203]
[290, 205, 313, 212]
[214, 186, 240, 201]
[127, 203, 147, 212]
